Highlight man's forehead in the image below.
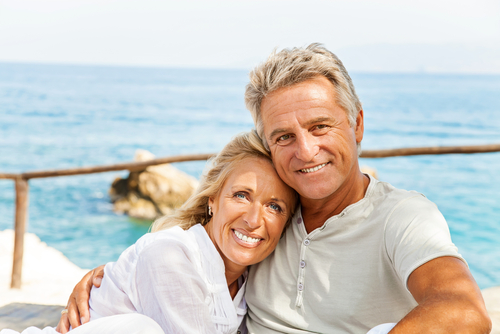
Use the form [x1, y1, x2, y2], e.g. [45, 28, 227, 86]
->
[260, 79, 340, 131]
[262, 77, 336, 108]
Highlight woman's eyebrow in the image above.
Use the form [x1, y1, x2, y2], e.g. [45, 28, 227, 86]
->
[230, 186, 254, 193]
[270, 197, 288, 207]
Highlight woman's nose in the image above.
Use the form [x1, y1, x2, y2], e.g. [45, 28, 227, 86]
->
[243, 204, 262, 229]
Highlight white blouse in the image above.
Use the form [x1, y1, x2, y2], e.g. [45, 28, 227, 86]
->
[89, 224, 247, 334]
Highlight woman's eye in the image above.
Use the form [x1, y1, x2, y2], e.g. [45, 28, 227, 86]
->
[235, 193, 246, 199]
[269, 203, 282, 212]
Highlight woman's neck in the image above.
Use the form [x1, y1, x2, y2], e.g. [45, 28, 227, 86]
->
[224, 262, 246, 299]
[203, 222, 247, 299]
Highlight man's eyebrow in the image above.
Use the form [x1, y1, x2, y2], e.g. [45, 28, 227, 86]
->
[269, 128, 288, 141]
[304, 116, 334, 127]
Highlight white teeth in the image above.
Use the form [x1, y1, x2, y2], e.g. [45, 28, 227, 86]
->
[234, 230, 261, 243]
[301, 163, 327, 173]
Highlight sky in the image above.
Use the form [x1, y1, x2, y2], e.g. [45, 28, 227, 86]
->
[1, 0, 499, 73]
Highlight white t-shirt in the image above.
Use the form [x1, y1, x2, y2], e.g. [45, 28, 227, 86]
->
[89, 224, 247, 334]
[246, 175, 465, 334]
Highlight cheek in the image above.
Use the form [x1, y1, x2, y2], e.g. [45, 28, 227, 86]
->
[267, 219, 287, 241]
[272, 147, 290, 168]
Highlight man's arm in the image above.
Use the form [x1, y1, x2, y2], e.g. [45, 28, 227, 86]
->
[389, 256, 491, 333]
[56, 265, 105, 333]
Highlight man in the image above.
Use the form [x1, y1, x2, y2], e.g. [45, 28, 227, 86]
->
[60, 44, 491, 333]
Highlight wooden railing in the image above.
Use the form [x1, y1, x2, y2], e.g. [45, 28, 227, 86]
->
[0, 153, 215, 289]
[1, 144, 499, 289]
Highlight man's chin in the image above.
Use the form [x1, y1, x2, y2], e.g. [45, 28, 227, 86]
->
[296, 186, 336, 202]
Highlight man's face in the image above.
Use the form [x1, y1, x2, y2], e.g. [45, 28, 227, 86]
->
[260, 76, 364, 201]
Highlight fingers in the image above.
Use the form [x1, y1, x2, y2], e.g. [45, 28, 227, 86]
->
[76, 268, 96, 325]
[56, 311, 70, 333]
[67, 293, 83, 328]
[63, 265, 105, 329]
[92, 265, 105, 288]
[67, 268, 93, 327]
[74, 265, 105, 324]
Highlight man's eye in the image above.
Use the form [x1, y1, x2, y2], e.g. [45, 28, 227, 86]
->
[269, 203, 282, 212]
[277, 134, 290, 142]
[316, 124, 327, 130]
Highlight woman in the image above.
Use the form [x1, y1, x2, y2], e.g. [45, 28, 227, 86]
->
[2, 130, 298, 334]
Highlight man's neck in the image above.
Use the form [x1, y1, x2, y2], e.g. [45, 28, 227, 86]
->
[301, 171, 370, 234]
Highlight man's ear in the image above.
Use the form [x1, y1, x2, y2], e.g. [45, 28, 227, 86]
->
[355, 109, 364, 143]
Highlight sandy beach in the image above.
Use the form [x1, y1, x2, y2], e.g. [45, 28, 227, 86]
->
[0, 230, 88, 307]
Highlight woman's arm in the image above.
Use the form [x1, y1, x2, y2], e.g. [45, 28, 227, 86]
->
[134, 241, 219, 333]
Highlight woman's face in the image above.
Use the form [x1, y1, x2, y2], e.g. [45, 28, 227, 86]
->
[205, 157, 295, 270]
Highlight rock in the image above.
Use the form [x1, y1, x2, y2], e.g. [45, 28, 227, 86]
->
[109, 150, 199, 220]
[113, 192, 159, 220]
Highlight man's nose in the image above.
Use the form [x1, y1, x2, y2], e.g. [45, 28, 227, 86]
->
[295, 132, 319, 162]
[243, 204, 262, 229]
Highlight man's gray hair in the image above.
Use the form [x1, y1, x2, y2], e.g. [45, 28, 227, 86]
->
[245, 43, 362, 153]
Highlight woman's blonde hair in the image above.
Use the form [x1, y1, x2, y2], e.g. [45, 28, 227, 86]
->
[151, 130, 297, 232]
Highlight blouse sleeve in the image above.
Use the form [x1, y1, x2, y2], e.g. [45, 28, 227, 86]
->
[134, 239, 219, 334]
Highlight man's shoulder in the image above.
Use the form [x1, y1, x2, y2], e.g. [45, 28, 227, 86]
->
[369, 176, 428, 205]
[366, 176, 441, 221]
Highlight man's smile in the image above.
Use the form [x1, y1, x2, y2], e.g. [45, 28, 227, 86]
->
[299, 162, 329, 174]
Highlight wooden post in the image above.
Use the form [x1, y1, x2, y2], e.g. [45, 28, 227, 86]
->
[11, 178, 29, 289]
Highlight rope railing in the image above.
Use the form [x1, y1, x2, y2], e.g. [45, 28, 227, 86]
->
[2, 144, 499, 289]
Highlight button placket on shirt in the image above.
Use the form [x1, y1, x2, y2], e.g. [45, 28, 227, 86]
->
[295, 228, 316, 307]
[295, 213, 343, 308]
[295, 214, 341, 308]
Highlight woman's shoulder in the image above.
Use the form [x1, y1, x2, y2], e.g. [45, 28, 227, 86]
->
[134, 226, 199, 256]
[114, 224, 216, 275]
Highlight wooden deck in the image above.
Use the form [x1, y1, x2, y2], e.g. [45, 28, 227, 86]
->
[0, 303, 64, 331]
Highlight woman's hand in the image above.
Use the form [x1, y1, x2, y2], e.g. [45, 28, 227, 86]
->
[55, 265, 105, 333]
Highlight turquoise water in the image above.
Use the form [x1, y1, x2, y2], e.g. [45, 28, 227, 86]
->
[0, 63, 499, 288]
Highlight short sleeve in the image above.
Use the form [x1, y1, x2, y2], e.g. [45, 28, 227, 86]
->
[384, 194, 466, 289]
[134, 239, 219, 334]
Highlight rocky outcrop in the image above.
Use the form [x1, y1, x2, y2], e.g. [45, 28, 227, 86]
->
[110, 150, 199, 220]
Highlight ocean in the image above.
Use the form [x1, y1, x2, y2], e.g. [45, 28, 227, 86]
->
[0, 63, 499, 289]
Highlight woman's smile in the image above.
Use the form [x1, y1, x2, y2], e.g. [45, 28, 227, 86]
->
[232, 229, 263, 246]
